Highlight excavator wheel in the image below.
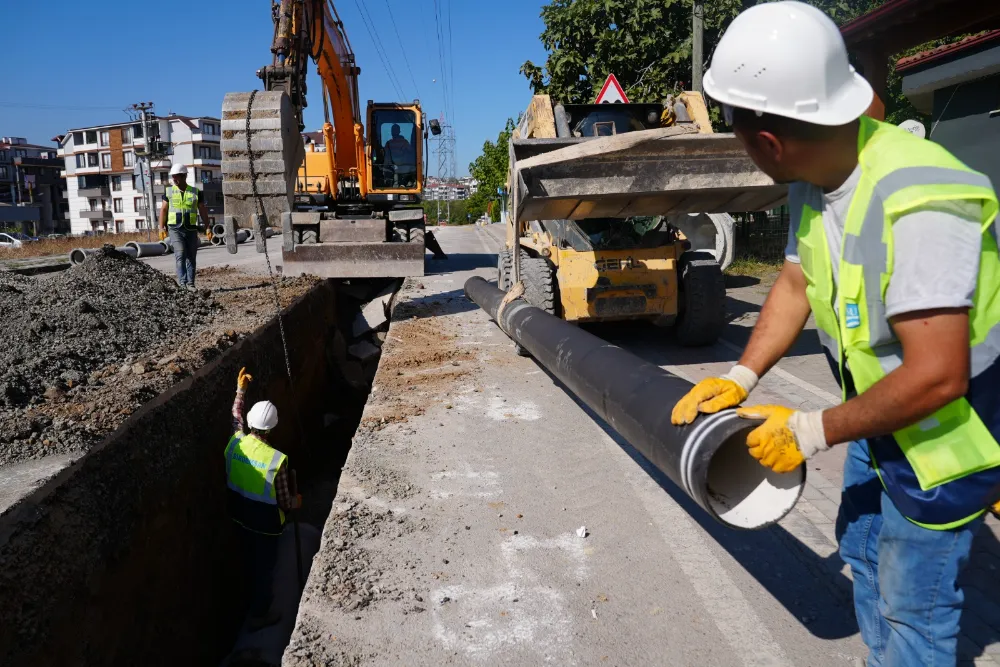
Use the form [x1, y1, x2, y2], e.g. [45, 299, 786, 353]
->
[675, 251, 725, 346]
[300, 227, 318, 244]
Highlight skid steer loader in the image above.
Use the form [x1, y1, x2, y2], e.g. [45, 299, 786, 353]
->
[502, 92, 787, 346]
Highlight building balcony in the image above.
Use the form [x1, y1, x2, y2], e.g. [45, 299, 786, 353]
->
[193, 157, 221, 166]
[192, 133, 221, 143]
[80, 210, 112, 220]
[79, 186, 110, 197]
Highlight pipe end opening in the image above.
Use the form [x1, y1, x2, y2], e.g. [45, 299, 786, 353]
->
[706, 429, 805, 529]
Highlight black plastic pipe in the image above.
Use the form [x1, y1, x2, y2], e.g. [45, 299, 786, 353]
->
[464, 276, 805, 530]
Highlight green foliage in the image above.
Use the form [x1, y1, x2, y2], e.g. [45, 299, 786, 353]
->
[469, 119, 515, 196]
[421, 198, 474, 225]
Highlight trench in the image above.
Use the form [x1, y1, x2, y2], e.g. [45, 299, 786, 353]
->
[0, 278, 399, 667]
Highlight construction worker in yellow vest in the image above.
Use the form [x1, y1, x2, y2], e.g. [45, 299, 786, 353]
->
[672, 3, 1000, 665]
[226, 367, 301, 630]
[158, 163, 211, 290]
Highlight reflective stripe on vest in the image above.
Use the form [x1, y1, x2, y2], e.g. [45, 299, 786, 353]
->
[167, 185, 199, 227]
[797, 116, 1000, 528]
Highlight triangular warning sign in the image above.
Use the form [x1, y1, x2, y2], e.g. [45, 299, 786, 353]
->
[595, 74, 629, 104]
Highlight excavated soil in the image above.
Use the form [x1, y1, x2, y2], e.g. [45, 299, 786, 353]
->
[0, 249, 318, 467]
[358, 298, 474, 431]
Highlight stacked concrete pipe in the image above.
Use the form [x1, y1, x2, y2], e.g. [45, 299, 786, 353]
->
[69, 245, 138, 265]
[124, 241, 169, 258]
[464, 276, 805, 530]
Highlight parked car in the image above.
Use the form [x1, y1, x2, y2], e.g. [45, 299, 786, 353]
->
[7, 232, 39, 242]
[0, 233, 24, 248]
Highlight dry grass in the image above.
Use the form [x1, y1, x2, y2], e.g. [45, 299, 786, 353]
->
[0, 232, 161, 260]
[725, 256, 783, 279]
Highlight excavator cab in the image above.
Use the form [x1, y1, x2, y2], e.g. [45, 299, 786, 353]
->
[367, 102, 423, 203]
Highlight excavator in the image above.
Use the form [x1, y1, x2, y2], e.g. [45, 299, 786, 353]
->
[221, 0, 438, 278]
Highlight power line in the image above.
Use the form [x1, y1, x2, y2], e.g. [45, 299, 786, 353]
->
[357, 0, 409, 99]
[352, 0, 407, 100]
[431, 0, 453, 124]
[382, 0, 422, 101]
[446, 0, 456, 124]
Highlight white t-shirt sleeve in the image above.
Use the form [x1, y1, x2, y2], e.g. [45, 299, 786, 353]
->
[884, 200, 982, 319]
[784, 183, 806, 263]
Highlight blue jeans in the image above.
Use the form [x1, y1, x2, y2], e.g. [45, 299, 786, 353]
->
[169, 226, 199, 286]
[836, 439, 984, 666]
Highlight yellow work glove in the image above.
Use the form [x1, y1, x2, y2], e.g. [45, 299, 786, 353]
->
[736, 405, 829, 473]
[237, 366, 253, 391]
[991, 499, 1000, 518]
[671, 365, 759, 425]
[158, 228, 168, 242]
[206, 228, 214, 242]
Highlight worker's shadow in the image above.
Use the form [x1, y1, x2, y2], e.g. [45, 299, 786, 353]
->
[395, 287, 481, 319]
[553, 379, 860, 641]
[424, 252, 496, 275]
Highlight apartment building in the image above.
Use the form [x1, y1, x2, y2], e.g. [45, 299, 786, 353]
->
[424, 176, 478, 201]
[59, 115, 224, 234]
[0, 137, 68, 235]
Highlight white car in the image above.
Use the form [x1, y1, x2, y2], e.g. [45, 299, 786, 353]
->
[0, 233, 24, 248]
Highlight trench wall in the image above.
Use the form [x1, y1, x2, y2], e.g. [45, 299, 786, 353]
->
[0, 280, 343, 667]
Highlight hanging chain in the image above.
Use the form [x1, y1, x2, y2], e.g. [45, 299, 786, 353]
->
[246, 90, 295, 386]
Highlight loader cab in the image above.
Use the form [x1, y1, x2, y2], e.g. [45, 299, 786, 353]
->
[367, 101, 423, 201]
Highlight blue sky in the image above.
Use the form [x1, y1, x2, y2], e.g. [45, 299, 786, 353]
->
[0, 0, 548, 176]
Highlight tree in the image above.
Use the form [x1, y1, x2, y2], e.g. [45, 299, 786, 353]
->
[468, 118, 516, 223]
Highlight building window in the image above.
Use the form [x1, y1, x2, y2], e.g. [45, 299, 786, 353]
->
[85, 130, 97, 144]
[75, 154, 86, 168]
[100, 153, 111, 169]
[198, 169, 213, 183]
[88, 198, 98, 211]
[124, 151, 134, 167]
[159, 172, 169, 185]
[73, 131, 84, 145]
[134, 196, 146, 211]
[112, 175, 122, 191]
[99, 131, 110, 147]
[131, 174, 138, 190]
[14, 149, 26, 158]
[202, 122, 218, 135]
[87, 153, 99, 167]
[121, 128, 131, 144]
[0, 166, 7, 179]
[208, 216, 216, 225]
[113, 198, 123, 213]
[136, 218, 146, 229]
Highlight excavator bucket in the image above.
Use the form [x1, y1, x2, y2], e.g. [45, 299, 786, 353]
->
[221, 91, 304, 234]
[511, 126, 787, 223]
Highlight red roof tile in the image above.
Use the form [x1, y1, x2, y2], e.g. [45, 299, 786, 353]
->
[896, 30, 1000, 72]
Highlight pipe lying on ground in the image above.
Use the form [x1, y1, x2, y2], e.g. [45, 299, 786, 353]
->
[212, 223, 226, 238]
[69, 248, 97, 265]
[125, 241, 169, 258]
[160, 241, 173, 254]
[464, 276, 805, 530]
[210, 235, 224, 247]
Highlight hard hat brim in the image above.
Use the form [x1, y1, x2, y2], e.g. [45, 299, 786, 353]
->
[704, 69, 874, 127]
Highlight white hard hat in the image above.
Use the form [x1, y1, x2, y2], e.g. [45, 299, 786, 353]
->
[703, 1, 873, 126]
[247, 400, 279, 431]
[169, 163, 188, 176]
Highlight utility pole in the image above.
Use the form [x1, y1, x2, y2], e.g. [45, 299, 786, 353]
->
[131, 102, 159, 242]
[692, 2, 704, 93]
[432, 116, 456, 224]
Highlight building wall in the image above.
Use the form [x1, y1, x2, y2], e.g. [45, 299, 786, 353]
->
[0, 139, 66, 234]
[61, 117, 222, 234]
[929, 74, 1000, 189]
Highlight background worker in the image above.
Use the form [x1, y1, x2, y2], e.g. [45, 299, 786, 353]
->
[671, 2, 1000, 665]
[159, 163, 211, 290]
[226, 367, 301, 630]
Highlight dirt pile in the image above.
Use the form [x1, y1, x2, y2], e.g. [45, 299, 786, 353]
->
[0, 253, 317, 468]
[0, 246, 213, 408]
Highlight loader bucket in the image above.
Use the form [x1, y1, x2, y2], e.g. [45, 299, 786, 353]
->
[511, 126, 788, 222]
[281, 243, 425, 278]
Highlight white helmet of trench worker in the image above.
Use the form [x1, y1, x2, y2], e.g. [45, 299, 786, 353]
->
[169, 163, 188, 176]
[247, 400, 279, 431]
[703, 1, 873, 126]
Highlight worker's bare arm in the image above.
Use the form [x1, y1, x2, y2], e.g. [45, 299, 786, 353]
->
[822, 308, 970, 444]
[198, 204, 211, 229]
[159, 200, 169, 229]
[738, 260, 812, 377]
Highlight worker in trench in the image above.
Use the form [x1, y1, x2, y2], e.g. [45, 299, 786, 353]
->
[671, 2, 1000, 665]
[158, 163, 212, 290]
[226, 367, 301, 629]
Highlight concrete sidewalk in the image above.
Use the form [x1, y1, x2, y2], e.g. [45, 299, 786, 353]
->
[285, 225, 873, 666]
